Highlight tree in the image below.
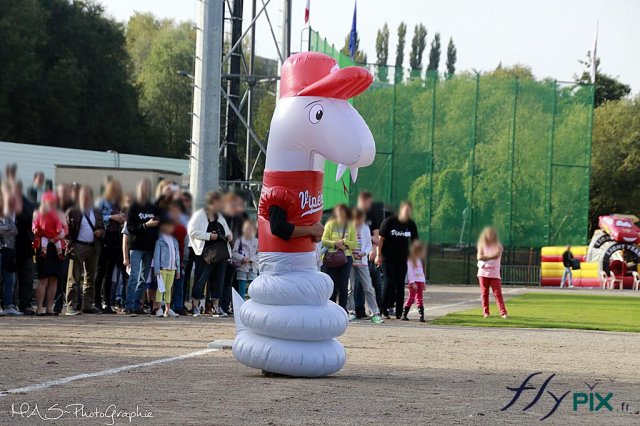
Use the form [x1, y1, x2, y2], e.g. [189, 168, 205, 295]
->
[0, 0, 147, 153]
[576, 51, 631, 107]
[445, 37, 457, 78]
[589, 97, 640, 231]
[375, 23, 389, 83]
[394, 22, 407, 83]
[409, 24, 427, 78]
[341, 33, 367, 64]
[426, 32, 441, 74]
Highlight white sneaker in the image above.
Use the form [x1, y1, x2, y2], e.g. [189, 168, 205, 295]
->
[192, 306, 201, 317]
[165, 309, 179, 318]
[155, 308, 164, 317]
[4, 305, 24, 316]
[348, 314, 357, 322]
[0, 307, 4, 316]
[213, 306, 228, 318]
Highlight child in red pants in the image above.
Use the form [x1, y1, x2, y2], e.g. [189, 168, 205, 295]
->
[402, 241, 427, 322]
[476, 226, 508, 319]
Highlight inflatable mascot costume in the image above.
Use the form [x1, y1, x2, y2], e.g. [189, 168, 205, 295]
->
[232, 52, 375, 377]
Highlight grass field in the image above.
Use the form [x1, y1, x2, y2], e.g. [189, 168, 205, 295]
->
[432, 293, 640, 332]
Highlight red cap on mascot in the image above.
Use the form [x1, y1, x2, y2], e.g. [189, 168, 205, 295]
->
[279, 52, 373, 99]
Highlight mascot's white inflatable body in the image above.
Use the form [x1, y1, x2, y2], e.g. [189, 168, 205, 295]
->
[232, 52, 375, 377]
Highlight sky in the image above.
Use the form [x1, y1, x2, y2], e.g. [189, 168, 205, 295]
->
[101, 0, 640, 92]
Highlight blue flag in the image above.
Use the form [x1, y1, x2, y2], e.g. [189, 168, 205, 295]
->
[349, 1, 357, 59]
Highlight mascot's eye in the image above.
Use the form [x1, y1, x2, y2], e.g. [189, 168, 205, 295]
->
[309, 104, 324, 124]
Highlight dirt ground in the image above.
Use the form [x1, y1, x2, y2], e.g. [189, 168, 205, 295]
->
[1, 286, 639, 425]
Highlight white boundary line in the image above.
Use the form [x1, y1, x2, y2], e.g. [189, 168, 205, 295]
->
[423, 287, 524, 311]
[0, 348, 218, 398]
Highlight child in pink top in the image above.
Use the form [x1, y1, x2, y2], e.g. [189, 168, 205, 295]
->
[402, 241, 427, 322]
[477, 226, 507, 319]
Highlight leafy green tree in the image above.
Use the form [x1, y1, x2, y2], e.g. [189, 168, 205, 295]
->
[576, 52, 631, 107]
[375, 23, 389, 83]
[394, 22, 407, 83]
[589, 97, 640, 230]
[409, 24, 427, 78]
[445, 37, 457, 78]
[426, 32, 441, 73]
[0, 0, 147, 153]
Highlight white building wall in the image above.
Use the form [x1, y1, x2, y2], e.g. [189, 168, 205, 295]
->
[0, 141, 189, 187]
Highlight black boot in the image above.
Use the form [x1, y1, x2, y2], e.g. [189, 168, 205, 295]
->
[419, 306, 425, 323]
[401, 306, 410, 321]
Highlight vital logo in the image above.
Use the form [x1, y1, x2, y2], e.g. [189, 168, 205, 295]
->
[501, 372, 636, 421]
[298, 190, 323, 217]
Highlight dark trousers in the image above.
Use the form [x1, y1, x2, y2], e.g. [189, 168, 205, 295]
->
[353, 260, 383, 318]
[54, 258, 70, 311]
[220, 264, 236, 312]
[94, 244, 124, 308]
[15, 253, 34, 311]
[192, 255, 226, 301]
[183, 247, 195, 303]
[382, 258, 408, 317]
[327, 256, 353, 312]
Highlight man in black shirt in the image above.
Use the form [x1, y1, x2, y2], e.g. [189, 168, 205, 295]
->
[124, 179, 161, 315]
[376, 201, 419, 319]
[14, 181, 36, 315]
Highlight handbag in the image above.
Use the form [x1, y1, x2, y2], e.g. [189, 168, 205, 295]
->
[323, 225, 348, 269]
[202, 220, 230, 265]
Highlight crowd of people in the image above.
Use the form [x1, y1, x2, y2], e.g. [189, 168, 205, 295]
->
[0, 164, 507, 321]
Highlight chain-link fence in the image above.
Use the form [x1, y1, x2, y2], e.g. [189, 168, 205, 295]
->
[310, 30, 594, 283]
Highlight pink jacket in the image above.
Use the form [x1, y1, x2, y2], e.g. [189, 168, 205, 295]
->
[407, 259, 426, 284]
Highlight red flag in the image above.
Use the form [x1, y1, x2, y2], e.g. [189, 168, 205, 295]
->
[304, 0, 310, 24]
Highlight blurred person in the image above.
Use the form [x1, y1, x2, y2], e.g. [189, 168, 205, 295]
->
[220, 192, 248, 314]
[27, 172, 46, 206]
[53, 184, 73, 314]
[152, 216, 181, 318]
[377, 201, 418, 319]
[354, 191, 384, 317]
[65, 186, 104, 315]
[188, 191, 231, 317]
[70, 182, 81, 206]
[322, 204, 357, 312]
[125, 179, 161, 316]
[560, 245, 574, 288]
[94, 179, 126, 314]
[231, 219, 258, 299]
[32, 192, 65, 259]
[12, 180, 35, 315]
[33, 192, 66, 315]
[401, 241, 427, 322]
[179, 191, 193, 226]
[0, 186, 22, 316]
[347, 208, 383, 324]
[168, 201, 188, 315]
[5, 164, 17, 184]
[477, 226, 507, 319]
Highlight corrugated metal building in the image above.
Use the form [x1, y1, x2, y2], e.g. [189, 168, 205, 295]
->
[0, 141, 189, 187]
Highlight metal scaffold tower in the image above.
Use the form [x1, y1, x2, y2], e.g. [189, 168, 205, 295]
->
[188, 0, 293, 209]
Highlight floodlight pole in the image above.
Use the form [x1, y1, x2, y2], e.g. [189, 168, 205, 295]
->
[189, 0, 224, 208]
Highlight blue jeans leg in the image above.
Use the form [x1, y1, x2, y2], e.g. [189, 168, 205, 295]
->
[560, 267, 573, 288]
[2, 266, 16, 308]
[126, 250, 152, 311]
[238, 279, 247, 299]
